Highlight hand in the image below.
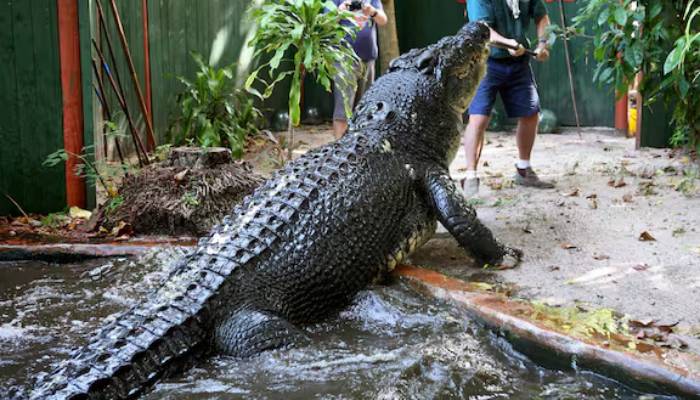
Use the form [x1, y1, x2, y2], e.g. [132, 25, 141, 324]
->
[362, 3, 376, 17]
[535, 43, 550, 62]
[338, 1, 349, 11]
[508, 41, 526, 57]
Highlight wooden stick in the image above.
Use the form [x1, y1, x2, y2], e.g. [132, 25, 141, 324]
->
[91, 49, 148, 166]
[92, 81, 126, 166]
[106, 0, 157, 150]
[4, 193, 30, 220]
[557, 0, 583, 139]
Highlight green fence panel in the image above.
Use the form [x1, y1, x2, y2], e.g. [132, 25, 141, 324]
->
[148, 0, 254, 141]
[0, 0, 65, 215]
[532, 1, 614, 127]
[393, 0, 614, 128]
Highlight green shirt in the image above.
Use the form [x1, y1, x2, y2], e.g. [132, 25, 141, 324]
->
[467, 0, 547, 59]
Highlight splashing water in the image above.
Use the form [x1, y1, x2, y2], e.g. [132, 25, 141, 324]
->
[0, 249, 672, 399]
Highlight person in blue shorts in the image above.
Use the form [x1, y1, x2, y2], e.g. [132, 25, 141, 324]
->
[332, 0, 387, 138]
[462, 0, 555, 197]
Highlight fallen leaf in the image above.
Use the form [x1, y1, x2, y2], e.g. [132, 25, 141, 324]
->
[548, 266, 560, 271]
[560, 188, 580, 197]
[608, 177, 627, 188]
[69, 206, 92, 220]
[589, 198, 598, 209]
[560, 243, 577, 250]
[111, 221, 133, 237]
[639, 231, 656, 242]
[174, 169, 189, 182]
[522, 227, 533, 234]
[586, 193, 598, 199]
[622, 193, 635, 203]
[483, 161, 490, 167]
[633, 263, 650, 271]
[593, 254, 610, 261]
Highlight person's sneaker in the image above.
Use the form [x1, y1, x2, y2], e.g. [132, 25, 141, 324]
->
[461, 177, 480, 198]
[513, 166, 555, 189]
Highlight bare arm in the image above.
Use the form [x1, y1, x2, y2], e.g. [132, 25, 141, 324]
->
[363, 3, 387, 26]
[534, 14, 551, 61]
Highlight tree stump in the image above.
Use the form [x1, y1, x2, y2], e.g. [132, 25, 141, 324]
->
[168, 147, 232, 169]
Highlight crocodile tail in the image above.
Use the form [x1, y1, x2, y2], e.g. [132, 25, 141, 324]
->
[30, 252, 233, 399]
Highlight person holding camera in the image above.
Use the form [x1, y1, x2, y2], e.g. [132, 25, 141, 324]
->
[332, 0, 387, 138]
[461, 0, 555, 197]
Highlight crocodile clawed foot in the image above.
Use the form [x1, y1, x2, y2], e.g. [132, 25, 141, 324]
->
[498, 246, 523, 270]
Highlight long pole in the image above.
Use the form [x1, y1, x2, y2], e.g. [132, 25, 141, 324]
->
[92, 47, 148, 166]
[557, 0, 583, 139]
[105, 0, 157, 150]
[92, 78, 126, 166]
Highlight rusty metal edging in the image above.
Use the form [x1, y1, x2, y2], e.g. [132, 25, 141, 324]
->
[394, 264, 700, 399]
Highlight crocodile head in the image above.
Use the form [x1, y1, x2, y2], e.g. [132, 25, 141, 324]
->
[433, 21, 491, 114]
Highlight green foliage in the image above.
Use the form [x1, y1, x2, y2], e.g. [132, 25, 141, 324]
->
[168, 52, 262, 159]
[246, 0, 360, 126]
[41, 212, 69, 228]
[181, 191, 200, 207]
[531, 302, 625, 339]
[665, 1, 700, 151]
[104, 195, 124, 215]
[573, 0, 699, 150]
[43, 140, 133, 198]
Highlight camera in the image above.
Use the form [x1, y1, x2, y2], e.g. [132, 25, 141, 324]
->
[348, 0, 364, 11]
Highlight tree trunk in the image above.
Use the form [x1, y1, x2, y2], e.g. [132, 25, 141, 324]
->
[378, 0, 400, 74]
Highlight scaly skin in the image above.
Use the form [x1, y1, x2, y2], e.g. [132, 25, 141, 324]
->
[31, 21, 520, 399]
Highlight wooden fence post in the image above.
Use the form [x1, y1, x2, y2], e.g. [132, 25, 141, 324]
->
[57, 0, 86, 208]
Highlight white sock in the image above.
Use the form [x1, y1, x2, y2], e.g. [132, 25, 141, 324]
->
[465, 170, 478, 180]
[516, 159, 531, 170]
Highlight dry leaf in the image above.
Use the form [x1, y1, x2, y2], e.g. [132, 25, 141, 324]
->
[483, 161, 490, 167]
[560, 243, 577, 249]
[174, 169, 189, 182]
[69, 206, 92, 220]
[561, 188, 580, 197]
[639, 231, 656, 242]
[593, 254, 610, 261]
[608, 178, 627, 188]
[586, 193, 598, 199]
[633, 263, 650, 271]
[622, 193, 635, 203]
[589, 198, 598, 209]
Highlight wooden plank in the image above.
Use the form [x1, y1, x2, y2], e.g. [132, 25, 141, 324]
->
[0, 0, 18, 214]
[11, 0, 40, 212]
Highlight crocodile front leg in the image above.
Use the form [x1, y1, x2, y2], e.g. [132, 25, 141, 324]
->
[214, 308, 310, 358]
[423, 167, 522, 267]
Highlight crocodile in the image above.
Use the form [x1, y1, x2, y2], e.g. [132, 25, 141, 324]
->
[31, 21, 521, 399]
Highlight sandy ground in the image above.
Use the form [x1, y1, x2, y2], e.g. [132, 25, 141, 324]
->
[288, 124, 700, 351]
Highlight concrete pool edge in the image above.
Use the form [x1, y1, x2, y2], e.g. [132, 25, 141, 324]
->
[394, 264, 700, 399]
[0, 240, 196, 262]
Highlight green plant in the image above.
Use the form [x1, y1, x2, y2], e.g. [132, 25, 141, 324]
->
[104, 195, 124, 215]
[168, 52, 263, 159]
[41, 212, 69, 228]
[246, 0, 360, 157]
[181, 191, 200, 207]
[573, 1, 699, 150]
[664, 1, 700, 150]
[44, 143, 133, 198]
